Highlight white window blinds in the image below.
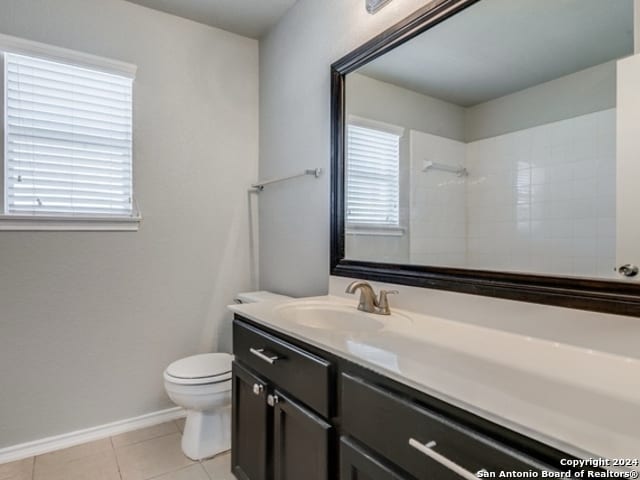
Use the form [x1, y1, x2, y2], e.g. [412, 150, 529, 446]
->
[4, 53, 133, 217]
[346, 124, 400, 226]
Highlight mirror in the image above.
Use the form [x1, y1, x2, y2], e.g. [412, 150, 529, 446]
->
[342, 0, 635, 281]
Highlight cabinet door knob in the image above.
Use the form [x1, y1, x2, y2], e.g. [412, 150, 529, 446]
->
[267, 394, 279, 407]
[252, 383, 264, 396]
[618, 264, 639, 277]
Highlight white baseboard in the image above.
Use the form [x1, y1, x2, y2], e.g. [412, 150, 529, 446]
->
[0, 406, 186, 464]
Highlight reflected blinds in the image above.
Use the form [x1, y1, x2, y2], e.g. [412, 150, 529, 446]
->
[346, 124, 400, 226]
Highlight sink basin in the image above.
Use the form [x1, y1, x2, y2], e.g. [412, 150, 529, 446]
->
[274, 301, 411, 332]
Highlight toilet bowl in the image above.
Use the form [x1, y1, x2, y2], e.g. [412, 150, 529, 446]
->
[164, 353, 233, 460]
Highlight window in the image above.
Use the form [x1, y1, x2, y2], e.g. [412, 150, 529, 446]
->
[346, 122, 400, 228]
[0, 34, 138, 230]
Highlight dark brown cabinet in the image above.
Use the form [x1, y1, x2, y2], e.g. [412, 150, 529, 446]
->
[232, 320, 333, 480]
[233, 316, 572, 480]
[273, 391, 331, 480]
[231, 363, 269, 480]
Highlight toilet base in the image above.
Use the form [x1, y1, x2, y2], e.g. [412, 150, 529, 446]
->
[181, 405, 231, 460]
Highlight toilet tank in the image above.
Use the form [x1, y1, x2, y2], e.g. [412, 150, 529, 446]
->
[234, 290, 292, 304]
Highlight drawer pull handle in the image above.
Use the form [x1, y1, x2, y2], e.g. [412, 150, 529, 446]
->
[408, 438, 480, 480]
[250, 348, 279, 364]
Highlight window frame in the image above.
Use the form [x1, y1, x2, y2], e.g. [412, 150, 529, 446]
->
[345, 116, 404, 236]
[0, 33, 140, 231]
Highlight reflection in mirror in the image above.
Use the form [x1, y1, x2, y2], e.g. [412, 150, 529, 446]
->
[344, 0, 634, 279]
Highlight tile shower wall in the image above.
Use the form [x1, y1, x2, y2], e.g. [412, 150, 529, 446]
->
[410, 131, 467, 267]
[409, 109, 616, 278]
[465, 109, 616, 277]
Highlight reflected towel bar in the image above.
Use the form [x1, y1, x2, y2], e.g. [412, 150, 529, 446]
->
[251, 168, 323, 192]
[422, 160, 468, 177]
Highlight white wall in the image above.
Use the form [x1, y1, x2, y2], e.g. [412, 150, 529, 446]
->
[465, 62, 617, 142]
[259, 0, 435, 297]
[346, 73, 465, 142]
[0, 0, 258, 448]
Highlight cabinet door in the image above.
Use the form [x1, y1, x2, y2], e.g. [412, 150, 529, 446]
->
[232, 362, 270, 480]
[272, 390, 332, 480]
[340, 436, 411, 480]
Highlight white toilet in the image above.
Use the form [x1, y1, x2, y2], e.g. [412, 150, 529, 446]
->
[163, 353, 233, 460]
[165, 291, 290, 460]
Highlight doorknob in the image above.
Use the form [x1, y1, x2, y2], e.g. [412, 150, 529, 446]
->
[267, 394, 279, 407]
[618, 264, 639, 277]
[252, 383, 264, 396]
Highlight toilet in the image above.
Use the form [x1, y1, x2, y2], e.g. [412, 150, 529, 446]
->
[164, 291, 290, 460]
[164, 353, 233, 460]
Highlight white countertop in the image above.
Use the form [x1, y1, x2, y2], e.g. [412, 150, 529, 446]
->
[229, 295, 640, 465]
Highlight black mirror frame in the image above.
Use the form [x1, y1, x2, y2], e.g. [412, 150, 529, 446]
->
[330, 0, 640, 317]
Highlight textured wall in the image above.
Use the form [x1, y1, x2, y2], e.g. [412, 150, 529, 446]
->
[0, 0, 258, 447]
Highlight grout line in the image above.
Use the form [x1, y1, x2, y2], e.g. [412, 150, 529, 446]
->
[200, 461, 214, 480]
[30, 456, 35, 480]
[112, 430, 179, 450]
[144, 463, 198, 480]
[111, 437, 124, 480]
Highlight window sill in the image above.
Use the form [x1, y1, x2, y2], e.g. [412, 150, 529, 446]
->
[346, 225, 405, 237]
[0, 215, 142, 231]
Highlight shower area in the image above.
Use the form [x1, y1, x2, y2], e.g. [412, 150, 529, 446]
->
[409, 108, 617, 277]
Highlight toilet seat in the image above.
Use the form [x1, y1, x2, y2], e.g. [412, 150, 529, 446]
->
[164, 353, 232, 386]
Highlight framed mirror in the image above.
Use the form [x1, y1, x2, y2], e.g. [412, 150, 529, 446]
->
[331, 0, 640, 316]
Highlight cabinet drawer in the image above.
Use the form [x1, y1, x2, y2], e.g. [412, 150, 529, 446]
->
[341, 374, 548, 480]
[340, 436, 412, 480]
[233, 319, 332, 417]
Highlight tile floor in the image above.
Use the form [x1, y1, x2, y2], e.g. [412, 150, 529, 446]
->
[0, 418, 234, 480]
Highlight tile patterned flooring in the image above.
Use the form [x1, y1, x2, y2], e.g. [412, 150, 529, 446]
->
[0, 419, 234, 480]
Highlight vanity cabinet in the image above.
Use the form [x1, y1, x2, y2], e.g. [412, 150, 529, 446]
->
[233, 316, 567, 480]
[232, 319, 333, 480]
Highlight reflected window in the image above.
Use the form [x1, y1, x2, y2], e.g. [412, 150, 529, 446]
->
[346, 123, 400, 227]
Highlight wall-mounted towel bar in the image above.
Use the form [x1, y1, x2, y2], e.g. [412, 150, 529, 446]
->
[251, 168, 323, 192]
[422, 160, 468, 177]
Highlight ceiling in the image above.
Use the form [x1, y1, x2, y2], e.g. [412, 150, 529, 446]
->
[125, 0, 298, 38]
[358, 0, 634, 107]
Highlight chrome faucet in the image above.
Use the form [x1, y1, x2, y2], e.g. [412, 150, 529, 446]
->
[345, 281, 398, 315]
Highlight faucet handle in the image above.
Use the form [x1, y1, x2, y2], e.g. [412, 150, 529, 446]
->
[376, 290, 398, 315]
[379, 289, 399, 297]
